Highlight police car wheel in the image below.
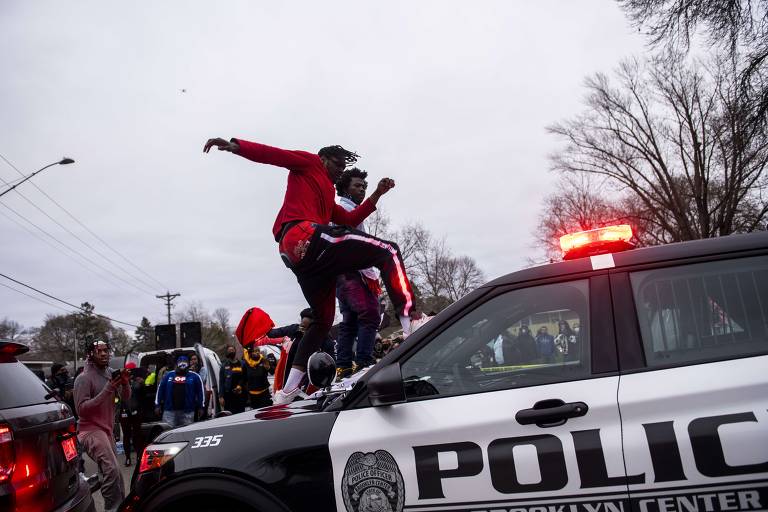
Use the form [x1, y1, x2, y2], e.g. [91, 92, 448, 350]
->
[139, 474, 288, 512]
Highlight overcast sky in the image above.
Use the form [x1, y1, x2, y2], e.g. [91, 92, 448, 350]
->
[0, 0, 646, 333]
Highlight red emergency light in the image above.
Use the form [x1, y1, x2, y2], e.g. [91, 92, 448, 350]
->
[0, 342, 29, 356]
[559, 225, 635, 260]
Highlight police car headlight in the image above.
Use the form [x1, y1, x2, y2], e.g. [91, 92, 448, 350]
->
[139, 442, 187, 474]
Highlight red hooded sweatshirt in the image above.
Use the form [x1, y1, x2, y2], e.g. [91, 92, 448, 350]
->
[232, 139, 376, 241]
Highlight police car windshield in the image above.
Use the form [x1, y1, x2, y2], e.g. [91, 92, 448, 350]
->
[401, 281, 591, 399]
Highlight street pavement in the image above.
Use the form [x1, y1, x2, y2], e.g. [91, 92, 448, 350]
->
[83, 451, 135, 512]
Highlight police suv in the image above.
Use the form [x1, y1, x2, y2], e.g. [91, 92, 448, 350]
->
[120, 227, 768, 512]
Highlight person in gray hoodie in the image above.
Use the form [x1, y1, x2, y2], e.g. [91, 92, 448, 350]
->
[73, 340, 130, 512]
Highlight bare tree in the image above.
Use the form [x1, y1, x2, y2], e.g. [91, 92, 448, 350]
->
[366, 207, 392, 239]
[32, 311, 132, 359]
[537, 176, 620, 259]
[618, 0, 768, 122]
[175, 302, 231, 353]
[548, 53, 768, 245]
[109, 328, 133, 356]
[391, 222, 432, 274]
[33, 314, 78, 360]
[0, 318, 22, 340]
[176, 301, 211, 324]
[392, 221, 485, 307]
[441, 255, 486, 303]
[212, 308, 231, 334]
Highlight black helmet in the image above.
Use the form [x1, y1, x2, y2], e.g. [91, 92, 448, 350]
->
[307, 351, 336, 388]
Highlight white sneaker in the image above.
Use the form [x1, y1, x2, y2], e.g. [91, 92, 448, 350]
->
[399, 315, 412, 338]
[273, 387, 302, 405]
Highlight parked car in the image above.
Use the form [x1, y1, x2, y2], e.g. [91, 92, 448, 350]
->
[0, 340, 94, 512]
[121, 228, 768, 512]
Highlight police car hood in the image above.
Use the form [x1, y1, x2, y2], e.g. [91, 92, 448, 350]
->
[158, 399, 324, 439]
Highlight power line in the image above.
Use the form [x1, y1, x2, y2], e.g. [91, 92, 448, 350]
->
[0, 175, 157, 295]
[0, 271, 141, 330]
[0, 281, 73, 314]
[0, 198, 158, 300]
[0, 205, 143, 295]
[0, 153, 168, 291]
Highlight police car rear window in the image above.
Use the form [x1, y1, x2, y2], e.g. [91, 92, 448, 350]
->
[631, 255, 768, 367]
[0, 361, 57, 409]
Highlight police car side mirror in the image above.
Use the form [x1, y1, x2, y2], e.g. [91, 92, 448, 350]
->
[367, 363, 406, 407]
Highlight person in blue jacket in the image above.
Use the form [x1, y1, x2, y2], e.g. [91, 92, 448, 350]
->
[154, 355, 204, 428]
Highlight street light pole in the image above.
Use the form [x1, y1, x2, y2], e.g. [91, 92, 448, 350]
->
[0, 157, 75, 199]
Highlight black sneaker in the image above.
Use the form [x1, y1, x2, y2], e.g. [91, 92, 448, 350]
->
[124, 457, 132, 467]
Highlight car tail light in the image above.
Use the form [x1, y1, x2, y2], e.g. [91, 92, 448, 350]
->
[559, 224, 634, 259]
[139, 442, 187, 474]
[0, 424, 14, 482]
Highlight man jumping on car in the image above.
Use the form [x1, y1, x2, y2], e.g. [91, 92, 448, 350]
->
[204, 137, 417, 404]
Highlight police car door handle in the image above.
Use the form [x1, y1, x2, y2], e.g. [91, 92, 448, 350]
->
[515, 400, 589, 428]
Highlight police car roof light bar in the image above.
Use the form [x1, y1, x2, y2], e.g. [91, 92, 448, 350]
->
[0, 341, 30, 356]
[560, 224, 635, 260]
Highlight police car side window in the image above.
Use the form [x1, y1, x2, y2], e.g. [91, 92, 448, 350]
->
[400, 280, 591, 400]
[631, 255, 768, 367]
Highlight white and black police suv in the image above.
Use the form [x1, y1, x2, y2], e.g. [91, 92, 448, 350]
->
[120, 227, 768, 512]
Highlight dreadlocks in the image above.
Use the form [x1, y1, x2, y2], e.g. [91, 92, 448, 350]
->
[335, 167, 368, 196]
[317, 145, 359, 166]
[86, 339, 110, 354]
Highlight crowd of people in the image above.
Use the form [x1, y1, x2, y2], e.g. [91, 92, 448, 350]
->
[481, 320, 582, 368]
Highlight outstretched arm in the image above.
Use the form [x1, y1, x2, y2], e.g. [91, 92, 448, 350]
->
[204, 137, 316, 172]
[268, 324, 300, 338]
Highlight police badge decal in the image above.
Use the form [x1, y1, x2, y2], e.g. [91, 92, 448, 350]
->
[342, 450, 404, 512]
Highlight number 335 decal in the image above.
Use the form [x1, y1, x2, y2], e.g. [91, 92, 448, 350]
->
[191, 435, 223, 449]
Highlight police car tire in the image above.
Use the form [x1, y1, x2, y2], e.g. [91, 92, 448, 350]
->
[138, 474, 289, 512]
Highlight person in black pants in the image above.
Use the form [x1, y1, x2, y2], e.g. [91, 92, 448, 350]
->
[243, 345, 272, 409]
[334, 168, 383, 379]
[218, 345, 246, 414]
[118, 364, 145, 466]
[269, 308, 336, 389]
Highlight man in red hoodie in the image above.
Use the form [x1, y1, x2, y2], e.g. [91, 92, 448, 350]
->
[204, 138, 417, 404]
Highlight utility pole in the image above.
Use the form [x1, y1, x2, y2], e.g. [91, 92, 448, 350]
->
[156, 291, 180, 325]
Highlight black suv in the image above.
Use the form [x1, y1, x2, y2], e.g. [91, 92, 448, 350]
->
[121, 230, 768, 512]
[0, 341, 94, 512]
